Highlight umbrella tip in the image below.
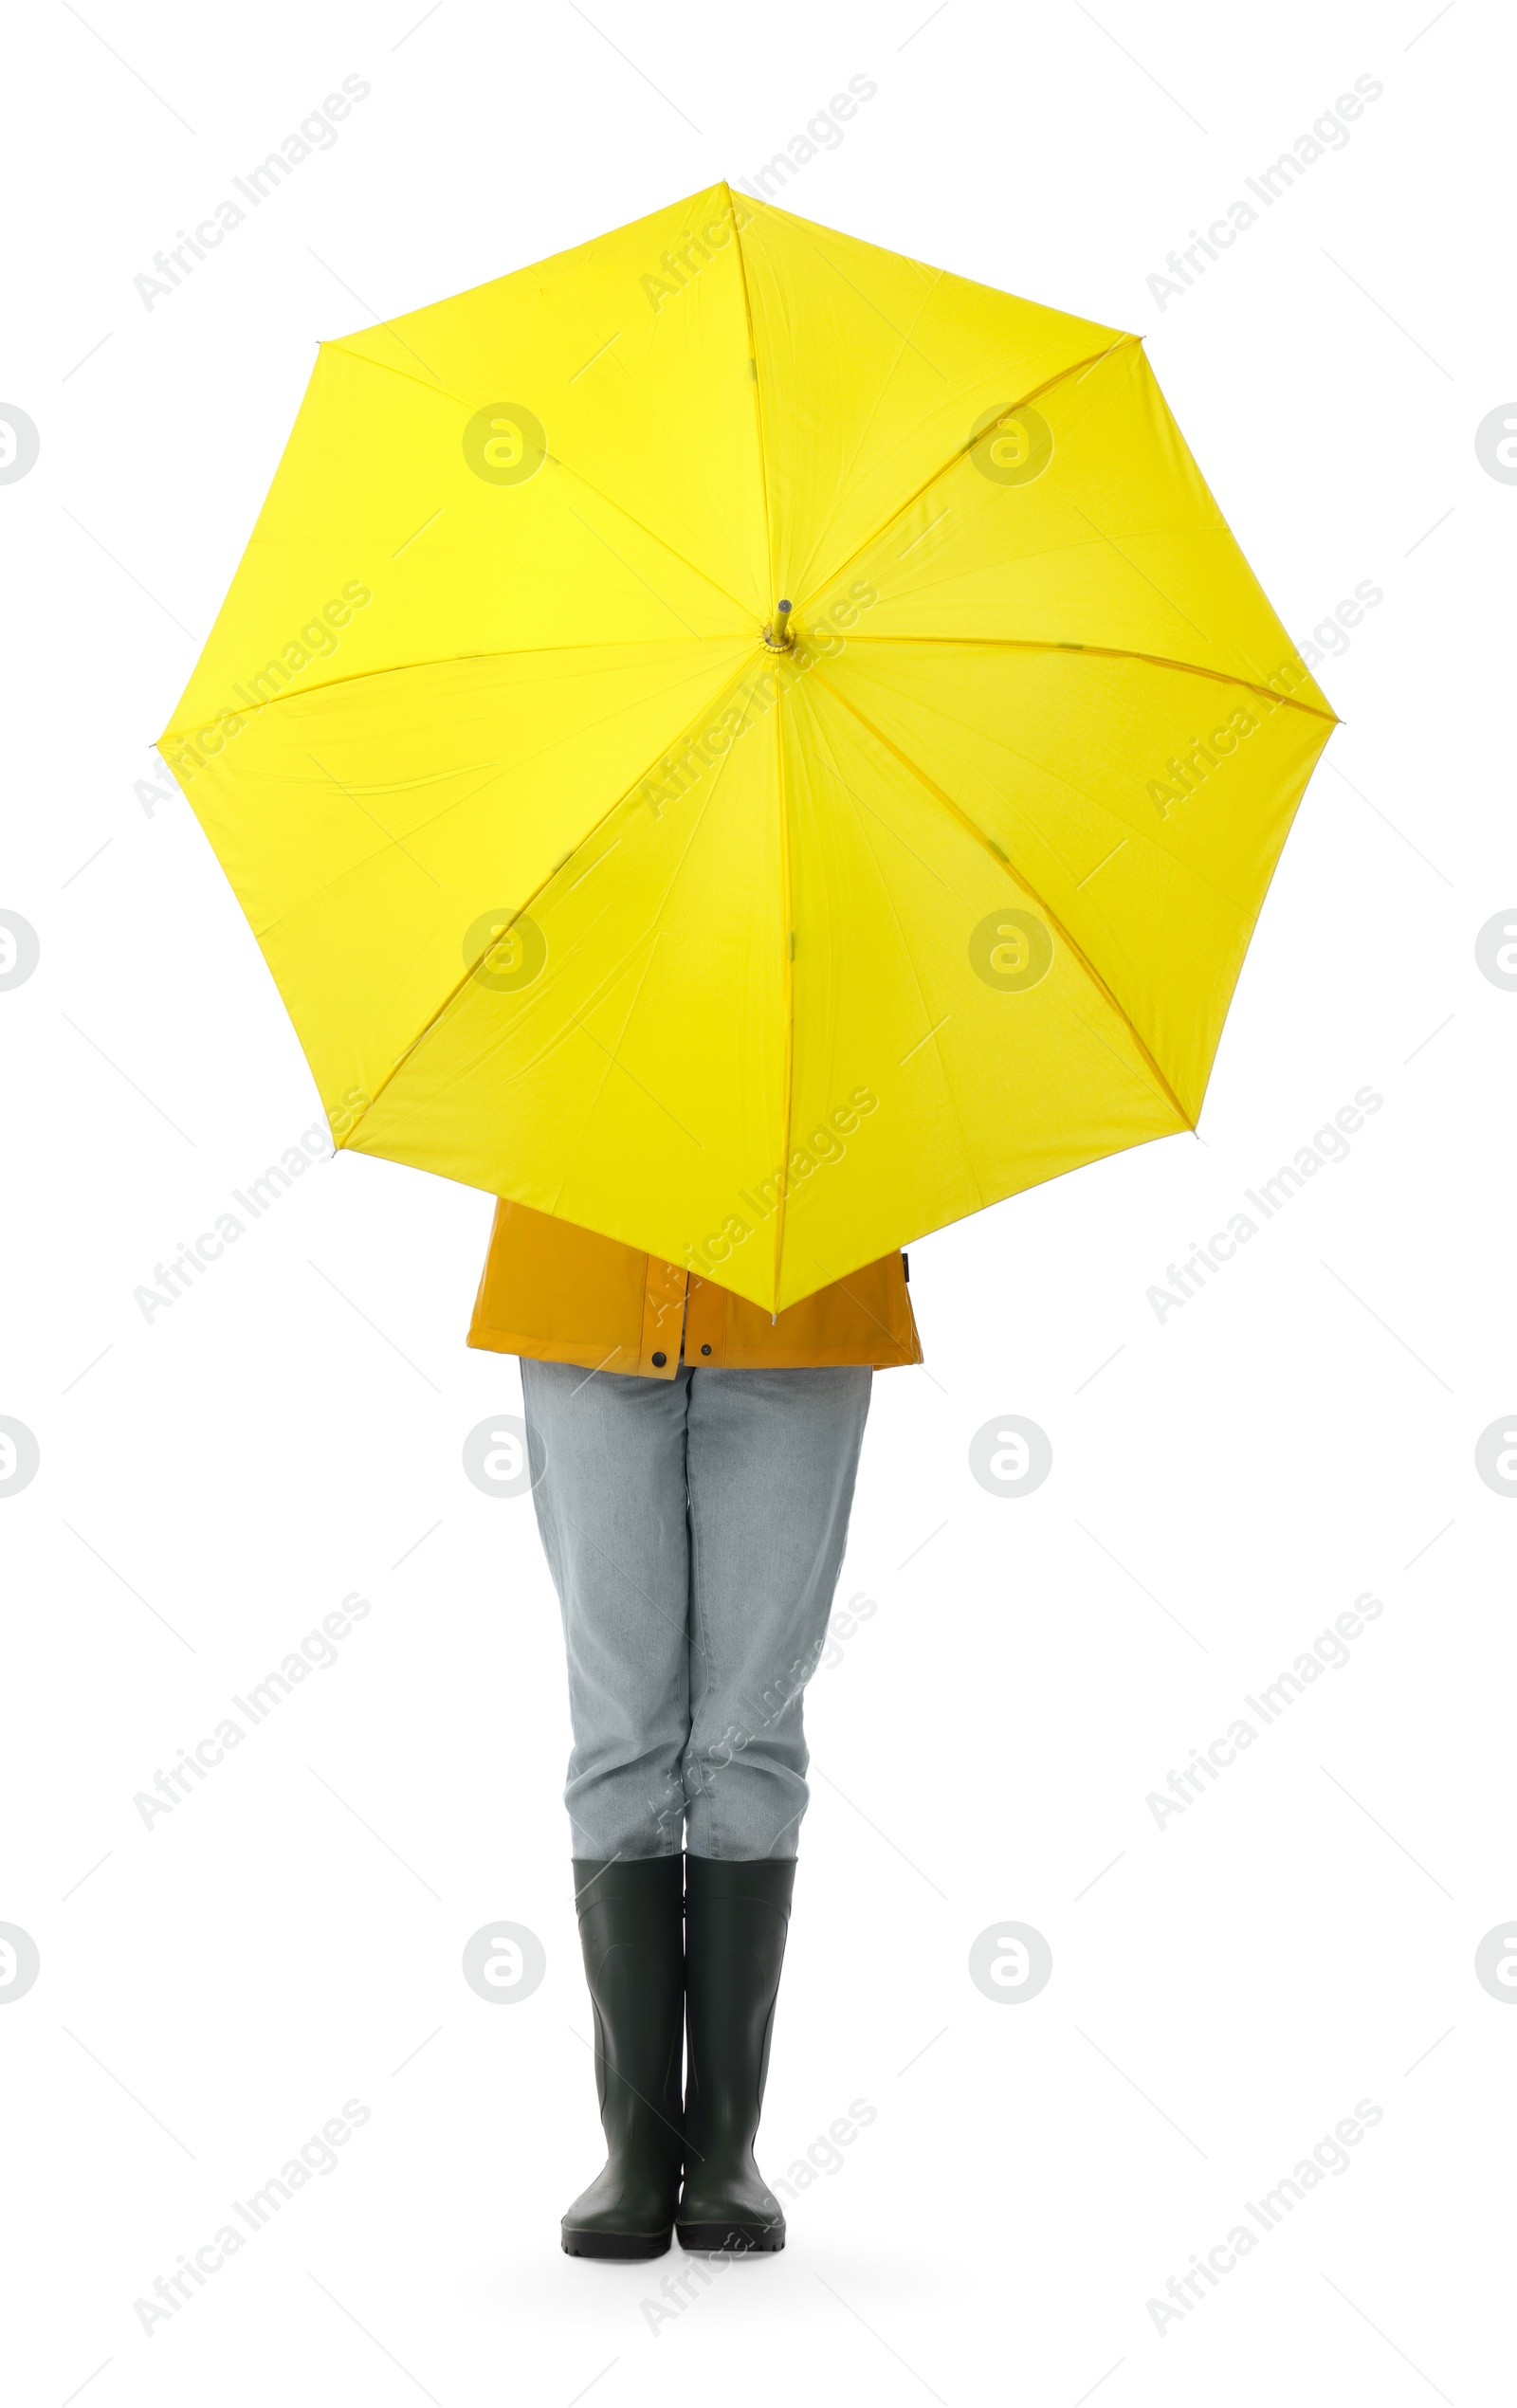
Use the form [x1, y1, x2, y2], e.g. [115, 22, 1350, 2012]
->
[764, 599, 795, 650]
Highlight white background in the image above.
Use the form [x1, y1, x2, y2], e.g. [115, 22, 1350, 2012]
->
[2, 2, 1512, 2401]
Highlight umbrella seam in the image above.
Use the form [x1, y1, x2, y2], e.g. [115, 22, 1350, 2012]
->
[158, 637, 753, 746]
[338, 644, 772, 1149]
[835, 634, 1339, 725]
[817, 674, 1198, 1133]
[801, 687, 986, 1222]
[832, 649, 1331, 928]
[726, 183, 776, 613]
[791, 337, 1142, 616]
[782, 265, 950, 606]
[241, 648, 756, 944]
[772, 686, 794, 1303]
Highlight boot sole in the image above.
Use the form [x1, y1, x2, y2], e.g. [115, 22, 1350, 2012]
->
[562, 2226, 671, 2260]
[676, 2221, 785, 2253]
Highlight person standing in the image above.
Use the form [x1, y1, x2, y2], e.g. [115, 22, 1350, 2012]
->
[468, 1198, 920, 2256]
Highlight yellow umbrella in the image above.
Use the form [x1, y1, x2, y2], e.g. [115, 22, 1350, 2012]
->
[157, 183, 1336, 1314]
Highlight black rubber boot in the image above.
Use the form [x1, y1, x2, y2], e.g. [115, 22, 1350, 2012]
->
[677, 1856, 795, 2253]
[562, 1857, 685, 2260]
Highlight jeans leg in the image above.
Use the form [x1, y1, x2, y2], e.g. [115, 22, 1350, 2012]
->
[682, 1365, 871, 1859]
[521, 1359, 693, 1859]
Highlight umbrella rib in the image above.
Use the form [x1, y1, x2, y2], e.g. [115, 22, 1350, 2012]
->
[728, 186, 776, 612]
[841, 659, 1272, 926]
[837, 632, 1340, 726]
[240, 645, 755, 947]
[806, 701, 986, 1215]
[338, 647, 762, 1147]
[791, 335, 1141, 616]
[158, 636, 748, 745]
[781, 258, 950, 605]
[817, 674, 1197, 1134]
[772, 686, 794, 1304]
[247, 665, 751, 953]
[832, 520, 1338, 716]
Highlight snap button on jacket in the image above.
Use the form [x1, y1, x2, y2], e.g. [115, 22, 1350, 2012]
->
[467, 1198, 922, 1379]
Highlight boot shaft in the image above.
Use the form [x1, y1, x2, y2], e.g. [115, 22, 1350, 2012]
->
[572, 1856, 685, 2150]
[682, 1857, 795, 2153]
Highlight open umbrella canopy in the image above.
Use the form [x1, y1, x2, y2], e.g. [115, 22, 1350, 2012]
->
[158, 182, 1335, 1313]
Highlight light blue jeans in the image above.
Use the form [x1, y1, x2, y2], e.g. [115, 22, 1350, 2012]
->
[521, 1359, 872, 1860]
